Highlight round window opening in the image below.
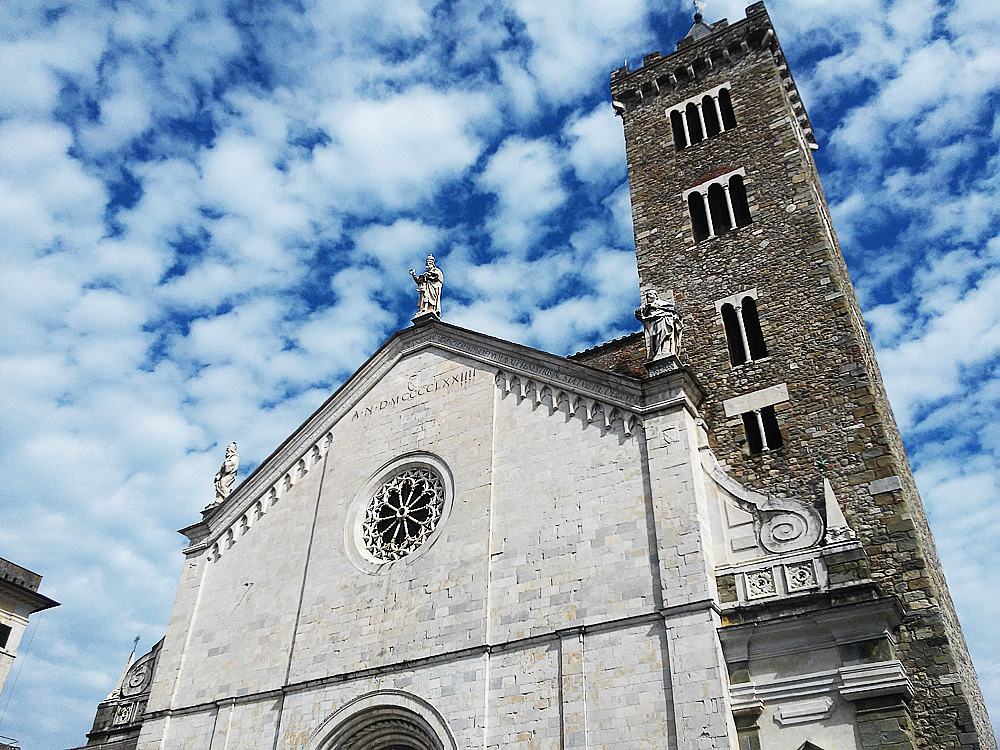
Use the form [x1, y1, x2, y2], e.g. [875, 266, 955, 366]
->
[362, 467, 446, 562]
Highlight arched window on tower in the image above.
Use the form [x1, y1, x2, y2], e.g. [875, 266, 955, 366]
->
[741, 406, 783, 454]
[670, 110, 687, 150]
[686, 102, 704, 144]
[741, 296, 767, 359]
[666, 84, 737, 151]
[719, 88, 737, 130]
[707, 183, 732, 236]
[703, 95, 721, 138]
[685, 169, 751, 243]
[729, 174, 752, 227]
[688, 192, 710, 242]
[717, 291, 768, 367]
[721, 304, 747, 366]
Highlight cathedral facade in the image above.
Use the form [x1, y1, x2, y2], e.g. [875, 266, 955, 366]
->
[77, 3, 994, 749]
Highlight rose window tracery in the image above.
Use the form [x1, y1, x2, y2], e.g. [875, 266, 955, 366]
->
[362, 468, 445, 562]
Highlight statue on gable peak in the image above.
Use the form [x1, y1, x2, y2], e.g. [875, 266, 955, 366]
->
[410, 254, 444, 318]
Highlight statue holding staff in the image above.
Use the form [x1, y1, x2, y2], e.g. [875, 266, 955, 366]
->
[410, 254, 444, 317]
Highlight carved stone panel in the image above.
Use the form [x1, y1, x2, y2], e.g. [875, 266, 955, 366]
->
[745, 568, 776, 599]
[784, 560, 819, 592]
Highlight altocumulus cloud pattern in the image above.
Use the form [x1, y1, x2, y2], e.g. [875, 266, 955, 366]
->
[0, 0, 998, 745]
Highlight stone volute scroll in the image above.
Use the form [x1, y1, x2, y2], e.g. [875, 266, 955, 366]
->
[213, 442, 239, 505]
[410, 254, 444, 319]
[635, 288, 683, 375]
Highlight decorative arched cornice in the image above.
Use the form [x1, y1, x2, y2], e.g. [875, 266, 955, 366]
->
[181, 319, 652, 552]
[495, 369, 642, 436]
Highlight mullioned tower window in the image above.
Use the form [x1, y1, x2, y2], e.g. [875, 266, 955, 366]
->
[716, 290, 768, 366]
[741, 406, 783, 453]
[668, 84, 737, 150]
[685, 170, 752, 242]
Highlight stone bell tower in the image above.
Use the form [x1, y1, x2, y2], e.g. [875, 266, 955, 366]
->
[610, 3, 994, 748]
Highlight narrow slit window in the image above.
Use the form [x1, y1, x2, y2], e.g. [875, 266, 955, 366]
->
[742, 297, 767, 359]
[707, 183, 732, 235]
[671, 110, 687, 150]
[760, 406, 783, 449]
[722, 304, 747, 365]
[689, 192, 710, 242]
[719, 88, 737, 130]
[742, 413, 764, 454]
[686, 102, 704, 144]
[0, 624, 11, 650]
[703, 95, 721, 137]
[729, 174, 752, 227]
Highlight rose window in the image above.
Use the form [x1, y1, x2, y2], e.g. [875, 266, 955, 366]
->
[362, 468, 445, 562]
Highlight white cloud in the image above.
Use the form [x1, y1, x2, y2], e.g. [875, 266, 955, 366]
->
[478, 136, 567, 252]
[564, 104, 627, 187]
[311, 87, 492, 214]
[2, 0, 999, 745]
[355, 219, 445, 272]
[507, 0, 652, 105]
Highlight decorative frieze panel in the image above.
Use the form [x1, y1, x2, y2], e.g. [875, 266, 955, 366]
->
[737, 558, 822, 603]
[785, 560, 818, 592]
[113, 701, 134, 725]
[745, 568, 776, 599]
[496, 369, 641, 437]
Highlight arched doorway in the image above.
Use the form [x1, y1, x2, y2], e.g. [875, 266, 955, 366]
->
[309, 690, 456, 750]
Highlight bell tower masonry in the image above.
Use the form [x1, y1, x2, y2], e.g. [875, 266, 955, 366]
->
[611, 3, 994, 747]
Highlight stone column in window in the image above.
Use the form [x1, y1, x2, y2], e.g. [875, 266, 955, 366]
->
[733, 299, 753, 362]
[722, 183, 738, 230]
[681, 109, 694, 145]
[696, 101, 709, 141]
[702, 188, 717, 238]
[753, 409, 768, 450]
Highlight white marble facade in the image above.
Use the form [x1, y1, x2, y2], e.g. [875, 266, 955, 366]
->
[138, 320, 907, 749]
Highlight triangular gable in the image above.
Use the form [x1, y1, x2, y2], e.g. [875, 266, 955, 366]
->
[182, 318, 691, 549]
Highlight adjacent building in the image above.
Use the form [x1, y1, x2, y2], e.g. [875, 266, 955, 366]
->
[0, 558, 59, 701]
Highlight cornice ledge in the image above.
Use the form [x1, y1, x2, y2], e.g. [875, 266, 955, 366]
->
[729, 659, 913, 709]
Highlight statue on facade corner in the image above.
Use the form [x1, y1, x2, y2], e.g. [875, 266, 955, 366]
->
[635, 289, 683, 360]
[410, 254, 444, 317]
[213, 442, 239, 503]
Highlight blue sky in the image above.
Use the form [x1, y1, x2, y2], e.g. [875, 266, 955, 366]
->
[1, 0, 998, 746]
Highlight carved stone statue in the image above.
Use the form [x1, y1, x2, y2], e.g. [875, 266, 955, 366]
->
[214, 442, 239, 503]
[410, 255, 444, 317]
[635, 289, 683, 360]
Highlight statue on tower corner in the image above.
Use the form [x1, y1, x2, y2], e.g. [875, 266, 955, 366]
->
[213, 442, 239, 504]
[410, 254, 444, 319]
[635, 289, 683, 374]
